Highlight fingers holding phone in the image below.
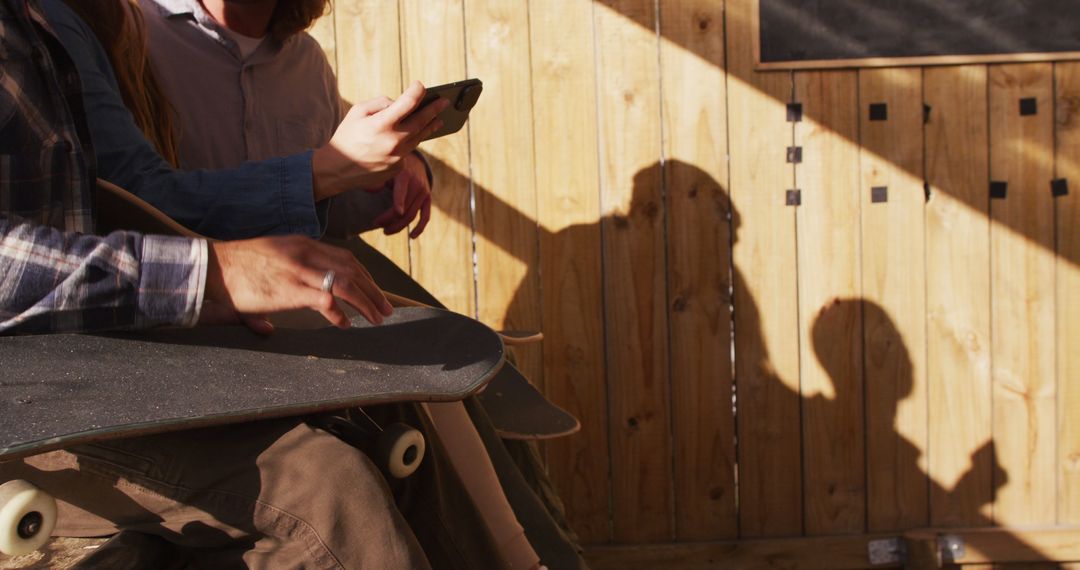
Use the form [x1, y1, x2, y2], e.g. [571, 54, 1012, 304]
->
[404, 78, 483, 142]
[313, 82, 448, 199]
[312, 79, 481, 200]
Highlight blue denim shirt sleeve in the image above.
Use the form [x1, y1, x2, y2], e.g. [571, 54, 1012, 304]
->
[40, 0, 325, 241]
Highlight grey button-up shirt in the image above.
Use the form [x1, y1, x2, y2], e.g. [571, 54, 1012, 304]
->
[142, 0, 407, 235]
[141, 0, 343, 170]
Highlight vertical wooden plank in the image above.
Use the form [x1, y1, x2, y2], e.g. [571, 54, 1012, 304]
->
[333, 0, 411, 269]
[794, 69, 864, 536]
[400, 0, 475, 316]
[726, 0, 802, 538]
[529, 0, 610, 543]
[1055, 62, 1080, 526]
[464, 0, 543, 387]
[859, 67, 929, 532]
[925, 65, 994, 528]
[988, 63, 1056, 526]
[594, 0, 672, 542]
[659, 0, 737, 541]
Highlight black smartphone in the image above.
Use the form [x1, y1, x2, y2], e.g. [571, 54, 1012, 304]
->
[408, 78, 483, 141]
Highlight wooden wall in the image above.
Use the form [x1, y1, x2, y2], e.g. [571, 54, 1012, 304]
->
[310, 0, 1080, 562]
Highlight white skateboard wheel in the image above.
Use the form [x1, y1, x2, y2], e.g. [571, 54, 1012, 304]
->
[0, 480, 57, 556]
[377, 424, 426, 479]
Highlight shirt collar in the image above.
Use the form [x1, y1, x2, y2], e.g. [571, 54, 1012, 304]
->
[147, 0, 199, 18]
[146, 0, 286, 63]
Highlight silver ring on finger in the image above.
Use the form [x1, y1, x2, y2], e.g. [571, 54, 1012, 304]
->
[320, 270, 336, 293]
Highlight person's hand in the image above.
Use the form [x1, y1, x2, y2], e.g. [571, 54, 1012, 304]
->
[312, 81, 448, 201]
[372, 153, 432, 239]
[200, 235, 393, 330]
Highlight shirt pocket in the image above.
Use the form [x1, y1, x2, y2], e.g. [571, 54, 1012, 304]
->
[0, 143, 76, 226]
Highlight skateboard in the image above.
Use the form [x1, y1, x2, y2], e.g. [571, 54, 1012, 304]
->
[329, 236, 581, 440]
[0, 307, 504, 556]
[96, 179, 581, 440]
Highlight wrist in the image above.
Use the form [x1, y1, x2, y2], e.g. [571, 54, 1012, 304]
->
[204, 242, 231, 306]
[312, 146, 348, 201]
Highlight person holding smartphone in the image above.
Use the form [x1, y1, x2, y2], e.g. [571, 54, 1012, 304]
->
[141, 0, 436, 240]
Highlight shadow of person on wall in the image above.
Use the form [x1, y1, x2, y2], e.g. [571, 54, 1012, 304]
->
[427, 151, 1052, 558]
[812, 299, 1040, 562]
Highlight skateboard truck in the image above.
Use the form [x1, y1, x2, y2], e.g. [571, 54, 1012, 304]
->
[0, 480, 57, 556]
[315, 412, 426, 480]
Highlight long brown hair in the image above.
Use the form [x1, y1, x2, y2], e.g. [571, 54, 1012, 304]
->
[269, 0, 330, 44]
[61, 0, 180, 166]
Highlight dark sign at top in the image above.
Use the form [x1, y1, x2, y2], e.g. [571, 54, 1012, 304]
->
[756, 0, 1080, 69]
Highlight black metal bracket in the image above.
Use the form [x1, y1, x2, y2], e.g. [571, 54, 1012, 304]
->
[786, 189, 801, 206]
[1052, 178, 1070, 197]
[869, 103, 888, 121]
[787, 102, 803, 122]
[871, 186, 888, 203]
[990, 181, 1008, 199]
[786, 146, 803, 164]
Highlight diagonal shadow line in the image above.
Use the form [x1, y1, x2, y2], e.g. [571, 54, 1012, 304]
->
[415, 1, 1075, 270]
[598, 0, 1075, 270]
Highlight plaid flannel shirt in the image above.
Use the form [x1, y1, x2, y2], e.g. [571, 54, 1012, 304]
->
[0, 0, 206, 334]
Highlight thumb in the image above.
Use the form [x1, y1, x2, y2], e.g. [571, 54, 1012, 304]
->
[197, 300, 241, 326]
[240, 314, 275, 336]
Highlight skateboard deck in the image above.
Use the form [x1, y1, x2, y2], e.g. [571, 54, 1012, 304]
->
[335, 236, 581, 440]
[96, 179, 581, 439]
[474, 366, 580, 440]
[0, 307, 503, 461]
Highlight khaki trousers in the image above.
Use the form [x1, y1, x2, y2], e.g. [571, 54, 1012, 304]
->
[0, 416, 432, 569]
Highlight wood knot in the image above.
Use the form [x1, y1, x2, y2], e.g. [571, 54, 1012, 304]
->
[672, 296, 688, 312]
[1060, 95, 1080, 127]
[565, 346, 587, 364]
[697, 16, 711, 31]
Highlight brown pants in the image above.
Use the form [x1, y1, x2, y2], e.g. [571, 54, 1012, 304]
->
[0, 417, 432, 569]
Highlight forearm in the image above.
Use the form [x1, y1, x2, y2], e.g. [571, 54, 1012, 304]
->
[112, 151, 325, 240]
[0, 215, 206, 334]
